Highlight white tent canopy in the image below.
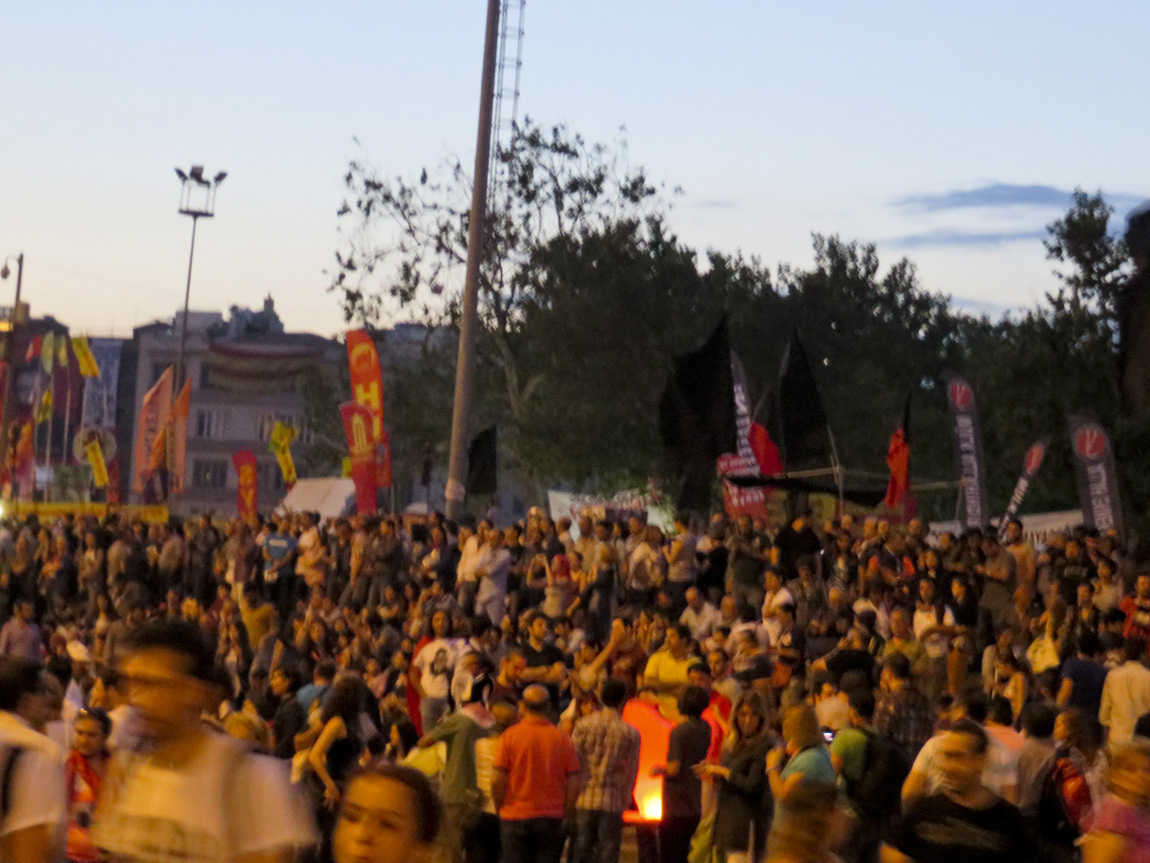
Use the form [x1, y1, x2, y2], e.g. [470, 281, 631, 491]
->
[276, 478, 356, 520]
[929, 509, 1085, 546]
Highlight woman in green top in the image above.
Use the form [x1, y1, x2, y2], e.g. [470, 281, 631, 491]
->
[768, 705, 836, 801]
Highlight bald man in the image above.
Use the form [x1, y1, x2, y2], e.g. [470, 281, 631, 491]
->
[491, 685, 582, 863]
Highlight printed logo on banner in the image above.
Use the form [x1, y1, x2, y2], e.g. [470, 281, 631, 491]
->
[1074, 425, 1108, 461]
[948, 381, 973, 412]
[1025, 443, 1045, 475]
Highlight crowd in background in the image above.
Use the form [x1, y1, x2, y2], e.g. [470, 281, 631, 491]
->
[3, 504, 1150, 863]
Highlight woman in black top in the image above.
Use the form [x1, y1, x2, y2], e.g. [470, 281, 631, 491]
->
[657, 684, 714, 863]
[697, 691, 774, 863]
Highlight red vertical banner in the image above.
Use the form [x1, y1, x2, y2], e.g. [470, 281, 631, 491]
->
[232, 449, 258, 523]
[340, 402, 377, 515]
[346, 329, 393, 489]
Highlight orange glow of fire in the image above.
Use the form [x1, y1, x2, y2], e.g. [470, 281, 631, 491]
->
[621, 697, 674, 824]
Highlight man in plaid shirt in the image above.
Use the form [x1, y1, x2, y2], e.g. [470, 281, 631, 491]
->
[570, 679, 642, 863]
[875, 652, 934, 760]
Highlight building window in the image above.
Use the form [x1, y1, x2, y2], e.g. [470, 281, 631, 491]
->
[151, 363, 170, 387]
[194, 409, 229, 439]
[191, 459, 228, 489]
[257, 461, 285, 492]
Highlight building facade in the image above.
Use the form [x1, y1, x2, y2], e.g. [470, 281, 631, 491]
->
[127, 298, 343, 515]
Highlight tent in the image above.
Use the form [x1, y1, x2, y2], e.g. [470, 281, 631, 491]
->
[929, 509, 1084, 547]
[276, 478, 355, 520]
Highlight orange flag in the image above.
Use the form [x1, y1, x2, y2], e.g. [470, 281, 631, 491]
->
[132, 367, 173, 493]
[170, 379, 191, 494]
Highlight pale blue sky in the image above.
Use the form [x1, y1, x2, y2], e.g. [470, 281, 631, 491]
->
[2, 1, 1147, 337]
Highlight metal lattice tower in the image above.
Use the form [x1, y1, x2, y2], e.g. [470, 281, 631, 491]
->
[487, 0, 526, 213]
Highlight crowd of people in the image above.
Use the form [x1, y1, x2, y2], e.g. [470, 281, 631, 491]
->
[3, 504, 1150, 863]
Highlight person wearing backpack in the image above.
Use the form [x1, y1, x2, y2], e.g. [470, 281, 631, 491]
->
[832, 688, 909, 863]
[91, 619, 317, 863]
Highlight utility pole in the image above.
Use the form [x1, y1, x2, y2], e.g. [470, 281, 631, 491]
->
[444, 0, 502, 519]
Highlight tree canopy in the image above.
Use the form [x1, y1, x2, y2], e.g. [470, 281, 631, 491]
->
[325, 120, 1141, 524]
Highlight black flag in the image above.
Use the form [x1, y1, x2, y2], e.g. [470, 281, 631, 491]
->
[658, 318, 737, 509]
[1067, 415, 1124, 537]
[466, 425, 498, 497]
[770, 333, 831, 471]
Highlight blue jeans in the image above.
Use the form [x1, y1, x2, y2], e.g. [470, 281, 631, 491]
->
[499, 817, 566, 863]
[572, 809, 623, 863]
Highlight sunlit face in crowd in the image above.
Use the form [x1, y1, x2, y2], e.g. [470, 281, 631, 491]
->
[334, 775, 433, 863]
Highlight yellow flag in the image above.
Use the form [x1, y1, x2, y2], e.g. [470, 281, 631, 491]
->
[341, 456, 352, 478]
[34, 388, 52, 424]
[267, 420, 298, 487]
[40, 332, 55, 375]
[85, 439, 109, 487]
[71, 336, 101, 378]
[57, 338, 68, 368]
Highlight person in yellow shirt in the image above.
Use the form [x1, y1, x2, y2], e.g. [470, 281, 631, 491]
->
[642, 623, 696, 717]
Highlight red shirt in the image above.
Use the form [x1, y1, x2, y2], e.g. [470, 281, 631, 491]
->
[494, 714, 580, 820]
[702, 689, 732, 762]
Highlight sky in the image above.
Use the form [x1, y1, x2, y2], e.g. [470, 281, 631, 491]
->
[2, 1, 1148, 338]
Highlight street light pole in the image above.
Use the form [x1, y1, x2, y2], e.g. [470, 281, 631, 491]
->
[170, 166, 225, 504]
[176, 214, 199, 395]
[444, 0, 501, 519]
[0, 253, 24, 500]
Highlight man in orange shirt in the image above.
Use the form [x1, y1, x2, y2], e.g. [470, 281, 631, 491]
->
[491, 684, 581, 863]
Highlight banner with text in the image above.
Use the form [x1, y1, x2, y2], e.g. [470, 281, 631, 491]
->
[340, 401, 377, 515]
[942, 372, 989, 529]
[1067, 415, 1124, 537]
[998, 438, 1049, 539]
[717, 353, 770, 520]
[232, 450, 259, 522]
[346, 329, 393, 489]
[79, 338, 122, 429]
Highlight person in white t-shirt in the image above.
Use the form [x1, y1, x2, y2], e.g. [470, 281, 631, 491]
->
[680, 587, 722, 641]
[91, 620, 316, 863]
[0, 658, 65, 863]
[411, 612, 461, 732]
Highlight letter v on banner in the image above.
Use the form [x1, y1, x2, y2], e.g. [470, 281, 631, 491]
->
[232, 450, 258, 523]
[1067, 415, 1124, 538]
[941, 372, 989, 530]
[346, 330, 392, 489]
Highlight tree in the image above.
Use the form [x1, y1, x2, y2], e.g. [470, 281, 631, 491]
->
[329, 119, 776, 497]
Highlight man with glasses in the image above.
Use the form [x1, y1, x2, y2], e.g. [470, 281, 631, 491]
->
[91, 619, 316, 863]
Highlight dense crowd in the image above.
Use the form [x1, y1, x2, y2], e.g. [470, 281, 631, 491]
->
[3, 505, 1150, 863]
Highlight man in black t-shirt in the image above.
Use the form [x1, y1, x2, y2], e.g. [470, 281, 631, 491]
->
[883, 719, 1030, 863]
[519, 612, 567, 708]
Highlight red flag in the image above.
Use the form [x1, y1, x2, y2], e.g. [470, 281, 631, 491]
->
[883, 397, 912, 510]
[232, 450, 258, 522]
[340, 401, 377, 515]
[24, 334, 42, 365]
[346, 330, 392, 489]
[748, 422, 782, 475]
